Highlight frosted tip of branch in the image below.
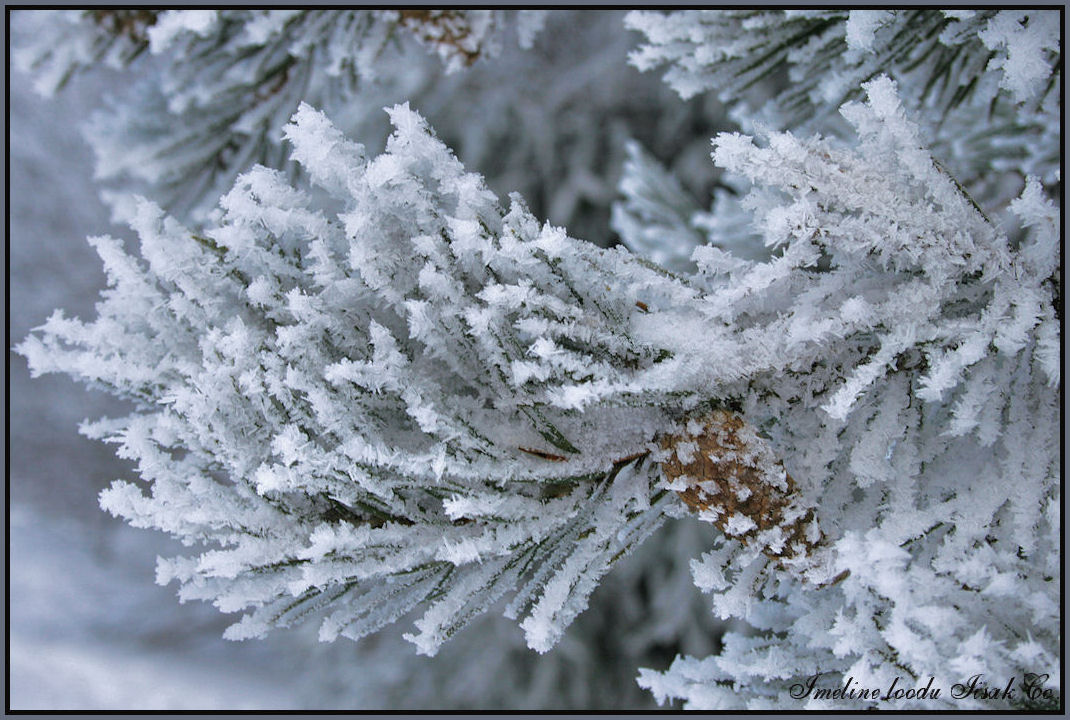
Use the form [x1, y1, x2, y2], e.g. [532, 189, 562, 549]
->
[283, 103, 365, 194]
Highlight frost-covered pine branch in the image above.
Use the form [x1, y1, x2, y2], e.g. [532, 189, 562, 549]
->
[634, 76, 1060, 710]
[19, 103, 689, 656]
[15, 9, 1060, 710]
[15, 9, 547, 219]
[20, 69, 1060, 696]
[15, 9, 707, 247]
[627, 9, 1059, 122]
[626, 9, 1060, 214]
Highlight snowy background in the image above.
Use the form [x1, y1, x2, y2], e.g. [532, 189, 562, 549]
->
[8, 10, 726, 710]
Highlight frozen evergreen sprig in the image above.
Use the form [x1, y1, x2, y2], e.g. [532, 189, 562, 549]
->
[625, 9, 1061, 215]
[15, 9, 545, 221]
[16, 9, 704, 247]
[19, 72, 1059, 685]
[626, 9, 1059, 120]
[19, 103, 689, 655]
[634, 77, 1060, 710]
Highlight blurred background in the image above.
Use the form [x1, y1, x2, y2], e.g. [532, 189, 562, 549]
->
[8, 10, 734, 709]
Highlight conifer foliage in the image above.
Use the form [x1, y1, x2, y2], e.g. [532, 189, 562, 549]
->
[15, 9, 546, 218]
[16, 8, 1061, 709]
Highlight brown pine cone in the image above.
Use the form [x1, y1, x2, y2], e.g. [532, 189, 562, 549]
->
[658, 410, 844, 584]
[397, 10, 488, 68]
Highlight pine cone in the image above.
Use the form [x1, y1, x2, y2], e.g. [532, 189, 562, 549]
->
[658, 410, 843, 583]
[397, 10, 488, 68]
